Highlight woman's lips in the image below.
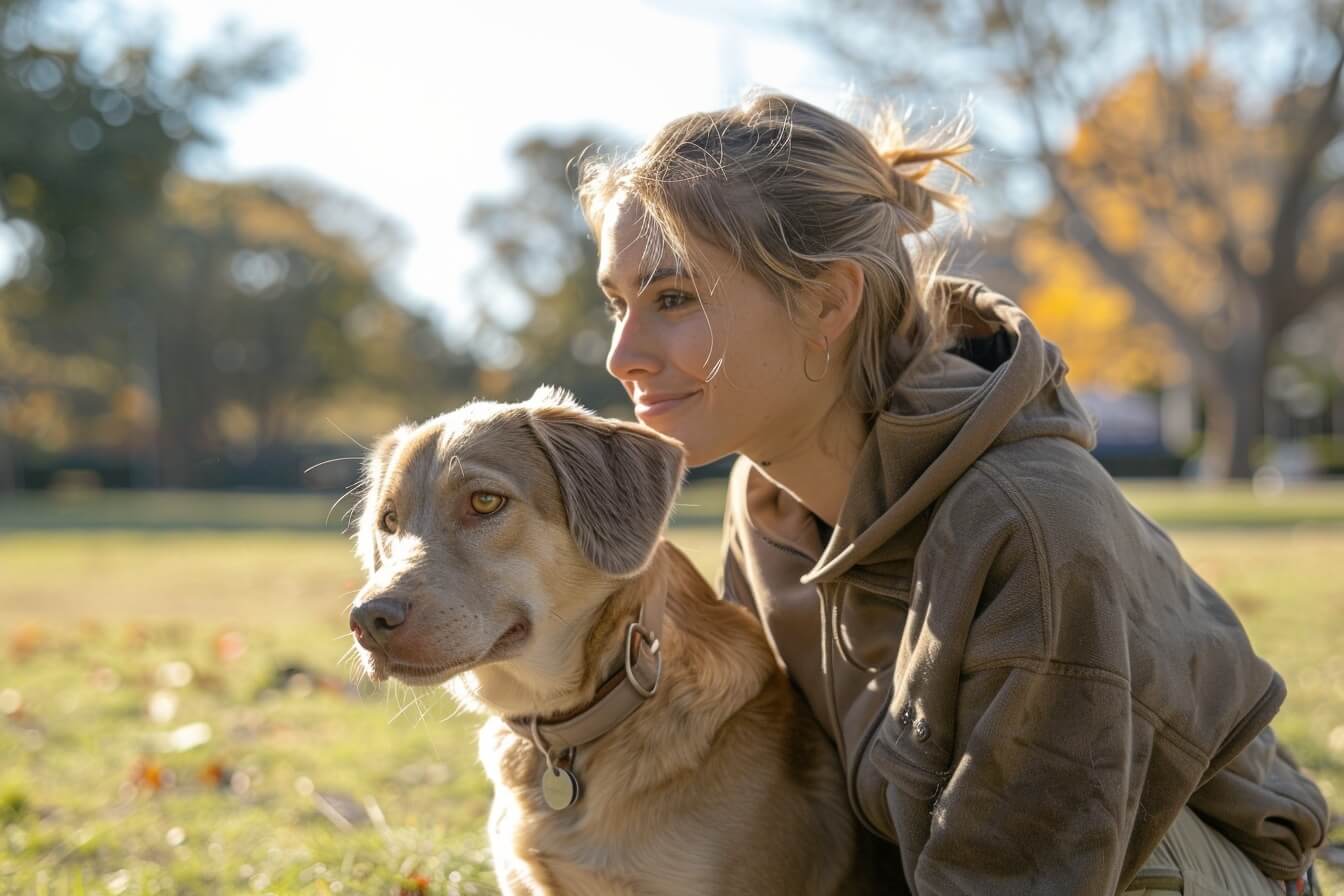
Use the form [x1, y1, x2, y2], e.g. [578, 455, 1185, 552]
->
[635, 391, 700, 418]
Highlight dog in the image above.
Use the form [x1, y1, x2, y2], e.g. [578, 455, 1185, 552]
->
[348, 386, 880, 895]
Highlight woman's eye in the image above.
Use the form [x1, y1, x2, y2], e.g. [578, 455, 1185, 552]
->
[380, 508, 398, 533]
[470, 492, 507, 515]
[603, 297, 626, 321]
[657, 291, 693, 311]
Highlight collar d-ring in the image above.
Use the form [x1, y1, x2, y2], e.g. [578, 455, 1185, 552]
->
[624, 620, 662, 698]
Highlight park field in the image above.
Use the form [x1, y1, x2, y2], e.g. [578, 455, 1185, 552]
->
[0, 485, 1341, 894]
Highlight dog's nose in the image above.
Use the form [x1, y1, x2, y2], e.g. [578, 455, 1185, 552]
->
[350, 597, 410, 649]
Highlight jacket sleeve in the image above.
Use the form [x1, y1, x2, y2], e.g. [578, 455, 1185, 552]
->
[1186, 726, 1327, 879]
[900, 661, 1152, 895]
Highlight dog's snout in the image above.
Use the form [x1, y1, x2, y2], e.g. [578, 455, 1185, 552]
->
[350, 596, 410, 648]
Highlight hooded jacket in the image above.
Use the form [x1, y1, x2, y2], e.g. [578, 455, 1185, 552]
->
[719, 277, 1328, 894]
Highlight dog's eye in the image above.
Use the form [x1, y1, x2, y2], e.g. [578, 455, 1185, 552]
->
[469, 492, 506, 515]
[380, 508, 398, 533]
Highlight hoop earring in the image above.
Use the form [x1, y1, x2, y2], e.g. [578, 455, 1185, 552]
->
[803, 335, 831, 383]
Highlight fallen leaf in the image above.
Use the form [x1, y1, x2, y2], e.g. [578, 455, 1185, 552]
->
[398, 873, 430, 895]
[129, 757, 173, 793]
[10, 623, 45, 660]
[214, 630, 247, 663]
[200, 759, 232, 789]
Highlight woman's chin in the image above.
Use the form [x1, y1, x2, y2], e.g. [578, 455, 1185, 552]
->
[682, 441, 735, 470]
[629, 411, 733, 468]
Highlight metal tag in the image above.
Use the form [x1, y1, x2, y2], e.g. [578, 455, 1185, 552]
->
[541, 766, 580, 811]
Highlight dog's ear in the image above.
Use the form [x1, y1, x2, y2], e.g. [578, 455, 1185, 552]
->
[525, 390, 686, 577]
[355, 424, 411, 575]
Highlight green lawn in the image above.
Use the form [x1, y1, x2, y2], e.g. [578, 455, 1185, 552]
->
[0, 486, 1340, 894]
[5, 478, 1344, 531]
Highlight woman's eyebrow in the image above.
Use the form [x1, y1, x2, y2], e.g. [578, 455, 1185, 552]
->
[598, 266, 689, 293]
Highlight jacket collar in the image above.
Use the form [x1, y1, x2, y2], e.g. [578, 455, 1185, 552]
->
[732, 277, 1096, 587]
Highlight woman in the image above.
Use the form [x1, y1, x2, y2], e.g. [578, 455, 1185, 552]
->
[577, 92, 1327, 894]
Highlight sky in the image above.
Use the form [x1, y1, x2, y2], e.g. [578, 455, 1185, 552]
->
[108, 0, 861, 341]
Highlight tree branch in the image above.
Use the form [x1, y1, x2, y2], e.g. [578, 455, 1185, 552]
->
[1265, 32, 1344, 299]
[1295, 254, 1344, 313]
[1049, 168, 1213, 376]
[998, 9, 1215, 378]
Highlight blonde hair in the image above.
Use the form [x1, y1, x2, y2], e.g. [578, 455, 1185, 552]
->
[578, 90, 974, 419]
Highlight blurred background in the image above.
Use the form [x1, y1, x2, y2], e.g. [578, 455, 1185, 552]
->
[1, 0, 1341, 893]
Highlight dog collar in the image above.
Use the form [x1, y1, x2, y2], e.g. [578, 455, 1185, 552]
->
[503, 584, 665, 808]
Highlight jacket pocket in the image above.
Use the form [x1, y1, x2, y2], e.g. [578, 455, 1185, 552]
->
[853, 737, 897, 842]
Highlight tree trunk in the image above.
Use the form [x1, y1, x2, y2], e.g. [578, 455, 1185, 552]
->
[1199, 336, 1265, 481]
[0, 433, 17, 492]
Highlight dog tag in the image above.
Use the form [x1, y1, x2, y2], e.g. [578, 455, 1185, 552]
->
[541, 766, 580, 811]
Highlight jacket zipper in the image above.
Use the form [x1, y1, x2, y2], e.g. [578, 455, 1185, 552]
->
[760, 531, 900, 837]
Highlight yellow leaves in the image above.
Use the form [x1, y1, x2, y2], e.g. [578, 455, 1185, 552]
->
[1012, 228, 1062, 271]
[1172, 202, 1226, 248]
[1240, 238, 1272, 276]
[1082, 184, 1144, 252]
[1090, 65, 1168, 149]
[162, 174, 362, 276]
[1301, 194, 1344, 279]
[216, 402, 260, 446]
[111, 385, 157, 426]
[1142, 174, 1176, 212]
[4, 389, 72, 451]
[1150, 241, 1219, 313]
[1014, 226, 1169, 388]
[1013, 54, 1343, 394]
[1227, 183, 1273, 234]
[1066, 125, 1100, 167]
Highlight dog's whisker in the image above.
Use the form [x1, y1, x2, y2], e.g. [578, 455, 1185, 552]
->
[325, 417, 370, 452]
[411, 688, 431, 728]
[326, 484, 364, 526]
[388, 697, 416, 725]
[440, 696, 470, 723]
[305, 457, 364, 475]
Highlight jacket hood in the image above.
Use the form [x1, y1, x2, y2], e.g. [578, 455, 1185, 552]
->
[787, 276, 1097, 585]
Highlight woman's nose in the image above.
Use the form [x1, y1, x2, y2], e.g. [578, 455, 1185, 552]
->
[606, 315, 661, 382]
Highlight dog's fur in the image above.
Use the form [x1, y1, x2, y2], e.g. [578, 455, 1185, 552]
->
[349, 387, 877, 895]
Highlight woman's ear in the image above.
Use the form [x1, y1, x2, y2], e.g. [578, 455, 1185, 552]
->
[811, 258, 865, 343]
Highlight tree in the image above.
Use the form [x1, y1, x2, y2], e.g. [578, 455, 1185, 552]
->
[139, 176, 473, 485]
[0, 0, 474, 487]
[810, 0, 1344, 478]
[464, 134, 631, 415]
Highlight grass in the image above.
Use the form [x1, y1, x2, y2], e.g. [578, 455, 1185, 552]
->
[0, 486, 1340, 894]
[5, 477, 1344, 531]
